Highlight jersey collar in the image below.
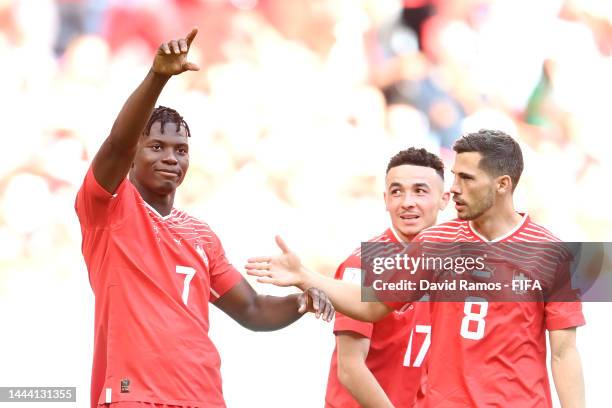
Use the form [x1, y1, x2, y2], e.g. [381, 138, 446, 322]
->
[388, 225, 406, 243]
[143, 200, 175, 221]
[468, 212, 529, 242]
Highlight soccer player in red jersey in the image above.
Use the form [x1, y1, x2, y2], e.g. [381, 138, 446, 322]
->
[325, 148, 449, 408]
[247, 130, 585, 407]
[75, 29, 334, 408]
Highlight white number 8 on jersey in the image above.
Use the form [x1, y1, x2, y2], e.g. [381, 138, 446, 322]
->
[460, 296, 488, 340]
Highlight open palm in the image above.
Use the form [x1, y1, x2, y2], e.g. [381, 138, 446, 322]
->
[245, 236, 306, 288]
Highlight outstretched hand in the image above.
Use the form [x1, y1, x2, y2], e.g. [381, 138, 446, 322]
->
[245, 236, 307, 288]
[152, 28, 200, 76]
[297, 287, 334, 322]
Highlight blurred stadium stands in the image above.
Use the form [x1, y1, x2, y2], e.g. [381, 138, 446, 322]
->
[0, 0, 610, 406]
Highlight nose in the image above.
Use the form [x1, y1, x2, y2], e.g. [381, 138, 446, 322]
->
[401, 192, 416, 208]
[450, 175, 461, 195]
[161, 148, 178, 165]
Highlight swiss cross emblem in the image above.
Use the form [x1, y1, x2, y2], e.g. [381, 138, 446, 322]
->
[513, 271, 529, 294]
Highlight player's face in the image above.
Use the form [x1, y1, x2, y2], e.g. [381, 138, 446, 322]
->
[131, 121, 189, 195]
[450, 152, 495, 220]
[384, 164, 449, 242]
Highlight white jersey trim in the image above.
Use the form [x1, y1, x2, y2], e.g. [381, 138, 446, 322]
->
[389, 225, 408, 243]
[468, 213, 528, 242]
[143, 201, 174, 221]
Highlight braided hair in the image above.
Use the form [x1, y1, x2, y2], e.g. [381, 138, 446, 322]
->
[143, 106, 191, 137]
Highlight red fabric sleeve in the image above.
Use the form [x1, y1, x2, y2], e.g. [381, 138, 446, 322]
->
[545, 301, 585, 330]
[208, 232, 243, 301]
[333, 312, 374, 338]
[75, 166, 128, 228]
[332, 260, 375, 338]
[545, 248, 585, 331]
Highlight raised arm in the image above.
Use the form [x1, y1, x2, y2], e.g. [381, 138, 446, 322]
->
[92, 28, 200, 193]
[550, 327, 585, 408]
[245, 236, 393, 322]
[213, 278, 334, 331]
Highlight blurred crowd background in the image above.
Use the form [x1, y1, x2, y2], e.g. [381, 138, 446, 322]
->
[1, 0, 611, 406]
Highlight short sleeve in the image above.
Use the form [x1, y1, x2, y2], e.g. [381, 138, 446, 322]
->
[74, 166, 128, 228]
[544, 247, 585, 331]
[208, 232, 243, 301]
[332, 260, 374, 338]
[334, 312, 374, 338]
[545, 301, 585, 331]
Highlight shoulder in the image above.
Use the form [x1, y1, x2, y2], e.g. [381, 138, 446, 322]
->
[414, 219, 470, 242]
[337, 230, 393, 277]
[348, 230, 395, 258]
[516, 220, 562, 242]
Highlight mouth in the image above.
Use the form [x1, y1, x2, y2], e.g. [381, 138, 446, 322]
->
[454, 201, 466, 211]
[399, 214, 420, 221]
[453, 196, 466, 205]
[155, 169, 180, 177]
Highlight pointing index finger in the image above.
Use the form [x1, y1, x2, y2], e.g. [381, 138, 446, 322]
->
[185, 28, 198, 47]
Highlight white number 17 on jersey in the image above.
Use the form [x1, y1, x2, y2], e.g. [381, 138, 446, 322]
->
[403, 325, 431, 367]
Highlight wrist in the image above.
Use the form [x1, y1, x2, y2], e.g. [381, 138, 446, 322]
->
[148, 68, 172, 83]
[297, 266, 315, 291]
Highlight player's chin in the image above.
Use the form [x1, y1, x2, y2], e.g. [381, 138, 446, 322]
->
[456, 209, 476, 221]
[154, 180, 179, 195]
[398, 224, 423, 238]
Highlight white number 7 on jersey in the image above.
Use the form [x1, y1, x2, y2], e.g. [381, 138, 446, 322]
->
[176, 266, 196, 305]
[403, 324, 431, 367]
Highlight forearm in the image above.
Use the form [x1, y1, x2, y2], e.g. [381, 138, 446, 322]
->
[239, 294, 303, 331]
[298, 269, 390, 322]
[551, 346, 585, 408]
[338, 360, 394, 408]
[106, 70, 170, 150]
[92, 70, 172, 192]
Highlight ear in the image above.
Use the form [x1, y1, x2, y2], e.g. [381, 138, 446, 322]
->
[439, 191, 451, 210]
[497, 175, 513, 194]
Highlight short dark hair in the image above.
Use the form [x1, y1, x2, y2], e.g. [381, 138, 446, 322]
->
[453, 129, 523, 190]
[143, 106, 191, 138]
[386, 147, 444, 180]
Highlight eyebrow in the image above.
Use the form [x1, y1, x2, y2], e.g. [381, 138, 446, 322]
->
[451, 170, 474, 179]
[147, 139, 188, 148]
[388, 181, 431, 189]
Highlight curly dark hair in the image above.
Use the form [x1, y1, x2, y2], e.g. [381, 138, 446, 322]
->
[453, 129, 523, 191]
[386, 147, 444, 180]
[143, 106, 191, 138]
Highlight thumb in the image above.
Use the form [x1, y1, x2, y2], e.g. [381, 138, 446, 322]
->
[297, 294, 307, 314]
[182, 62, 200, 72]
[275, 235, 290, 254]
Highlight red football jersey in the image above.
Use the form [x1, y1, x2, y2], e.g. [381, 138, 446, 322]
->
[75, 168, 243, 408]
[325, 229, 430, 408]
[387, 214, 585, 407]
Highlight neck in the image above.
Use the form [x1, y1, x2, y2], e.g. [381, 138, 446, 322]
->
[390, 226, 415, 243]
[142, 193, 175, 217]
[470, 199, 523, 241]
[130, 178, 175, 217]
